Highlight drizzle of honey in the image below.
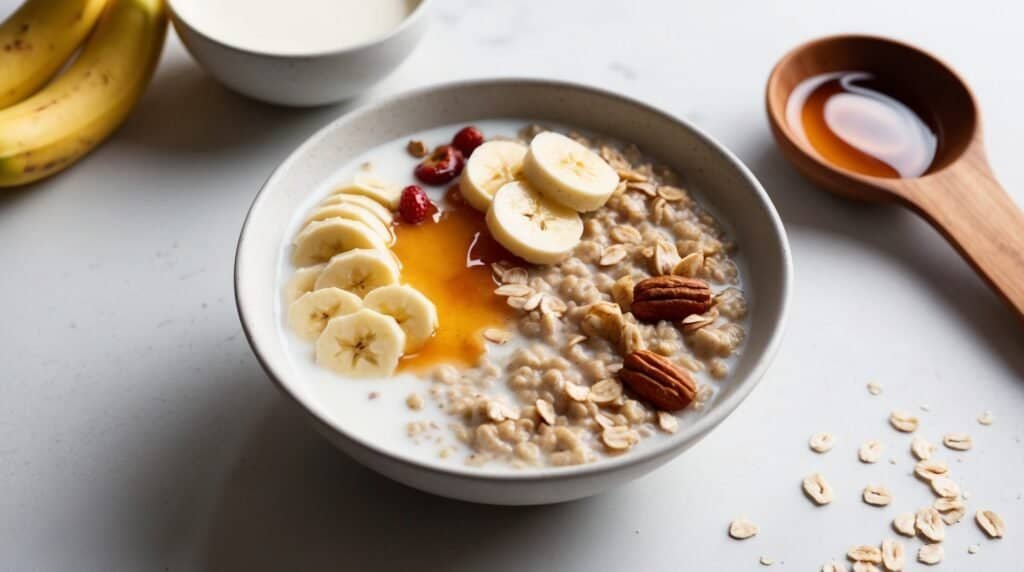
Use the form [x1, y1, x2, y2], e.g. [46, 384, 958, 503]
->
[786, 71, 939, 178]
[391, 188, 519, 371]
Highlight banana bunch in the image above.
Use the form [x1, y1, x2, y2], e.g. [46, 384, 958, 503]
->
[461, 131, 620, 264]
[286, 174, 438, 377]
[0, 0, 168, 187]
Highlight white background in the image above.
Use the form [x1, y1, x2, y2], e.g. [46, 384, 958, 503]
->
[1, 1, 1022, 570]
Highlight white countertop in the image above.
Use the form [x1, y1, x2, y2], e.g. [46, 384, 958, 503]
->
[1, 1, 1022, 570]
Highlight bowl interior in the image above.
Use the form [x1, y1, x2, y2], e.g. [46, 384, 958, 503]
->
[236, 80, 791, 480]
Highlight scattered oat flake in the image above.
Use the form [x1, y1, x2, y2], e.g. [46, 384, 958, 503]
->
[881, 538, 904, 572]
[930, 476, 961, 499]
[803, 473, 834, 505]
[494, 283, 532, 297]
[809, 432, 836, 453]
[405, 393, 423, 411]
[893, 513, 916, 537]
[943, 432, 973, 450]
[911, 436, 934, 461]
[916, 507, 946, 542]
[867, 381, 883, 395]
[821, 561, 847, 572]
[847, 544, 882, 563]
[977, 411, 994, 425]
[917, 543, 943, 565]
[967, 544, 980, 554]
[728, 518, 759, 540]
[863, 485, 892, 506]
[759, 555, 774, 566]
[976, 509, 1006, 538]
[859, 440, 884, 463]
[851, 563, 878, 572]
[657, 411, 678, 434]
[889, 410, 919, 432]
[483, 328, 511, 344]
[914, 460, 948, 481]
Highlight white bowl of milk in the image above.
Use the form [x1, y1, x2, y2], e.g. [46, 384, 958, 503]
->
[169, 0, 430, 106]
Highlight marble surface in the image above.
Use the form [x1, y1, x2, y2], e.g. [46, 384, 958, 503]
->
[1, 0, 1022, 569]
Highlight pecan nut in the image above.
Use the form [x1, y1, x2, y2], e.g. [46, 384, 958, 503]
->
[630, 275, 713, 322]
[618, 350, 697, 411]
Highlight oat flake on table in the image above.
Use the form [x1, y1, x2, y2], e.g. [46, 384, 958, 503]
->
[866, 381, 883, 396]
[977, 411, 995, 425]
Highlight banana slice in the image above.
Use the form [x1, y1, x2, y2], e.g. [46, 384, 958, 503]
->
[363, 285, 439, 352]
[459, 140, 527, 212]
[485, 181, 583, 264]
[334, 171, 403, 210]
[314, 248, 400, 297]
[292, 218, 387, 266]
[305, 203, 395, 245]
[287, 287, 362, 341]
[320, 192, 394, 225]
[316, 309, 406, 377]
[522, 131, 619, 212]
[284, 264, 325, 305]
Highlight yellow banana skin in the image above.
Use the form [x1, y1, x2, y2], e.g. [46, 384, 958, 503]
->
[0, 0, 167, 187]
[0, 0, 108, 108]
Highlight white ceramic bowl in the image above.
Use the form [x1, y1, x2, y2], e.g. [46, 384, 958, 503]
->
[235, 79, 791, 505]
[168, 0, 431, 107]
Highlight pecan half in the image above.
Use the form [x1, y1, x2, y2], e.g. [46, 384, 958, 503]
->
[618, 350, 697, 411]
[631, 275, 713, 322]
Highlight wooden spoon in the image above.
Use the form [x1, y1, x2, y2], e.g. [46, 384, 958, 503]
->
[766, 34, 1024, 319]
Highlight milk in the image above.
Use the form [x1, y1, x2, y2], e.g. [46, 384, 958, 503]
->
[174, 0, 417, 55]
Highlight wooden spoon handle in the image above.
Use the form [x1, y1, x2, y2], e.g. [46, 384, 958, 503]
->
[910, 163, 1024, 320]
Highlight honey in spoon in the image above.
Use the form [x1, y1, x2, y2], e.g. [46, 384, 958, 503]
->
[786, 71, 939, 178]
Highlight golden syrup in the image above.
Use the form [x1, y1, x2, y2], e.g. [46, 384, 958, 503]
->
[391, 188, 519, 371]
[786, 71, 939, 178]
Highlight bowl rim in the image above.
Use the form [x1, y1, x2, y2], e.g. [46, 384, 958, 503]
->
[235, 78, 792, 482]
[167, 0, 432, 59]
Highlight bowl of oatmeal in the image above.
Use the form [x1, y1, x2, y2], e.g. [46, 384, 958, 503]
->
[235, 79, 791, 505]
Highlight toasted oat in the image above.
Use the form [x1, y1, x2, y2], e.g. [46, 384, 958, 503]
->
[977, 411, 994, 425]
[967, 544, 980, 554]
[917, 543, 943, 565]
[673, 251, 703, 277]
[594, 410, 616, 429]
[658, 185, 687, 201]
[847, 544, 882, 563]
[566, 334, 587, 347]
[627, 181, 657, 196]
[601, 426, 634, 450]
[523, 292, 544, 311]
[589, 378, 622, 404]
[405, 393, 423, 411]
[680, 309, 717, 333]
[506, 296, 527, 309]
[889, 410, 919, 432]
[728, 518, 759, 540]
[881, 538, 904, 571]
[852, 563, 878, 572]
[916, 507, 946, 542]
[540, 295, 567, 316]
[600, 244, 628, 266]
[803, 473, 834, 505]
[892, 513, 916, 537]
[406, 139, 429, 158]
[564, 382, 590, 402]
[976, 509, 1005, 538]
[821, 561, 847, 572]
[867, 381, 883, 395]
[503, 267, 528, 285]
[914, 459, 949, 481]
[863, 485, 892, 506]
[483, 328, 512, 344]
[616, 168, 648, 182]
[809, 432, 837, 453]
[657, 411, 678, 434]
[943, 432, 972, 451]
[535, 399, 556, 425]
[911, 436, 934, 461]
[610, 225, 642, 244]
[930, 476, 961, 499]
[494, 283, 532, 297]
[859, 440, 884, 463]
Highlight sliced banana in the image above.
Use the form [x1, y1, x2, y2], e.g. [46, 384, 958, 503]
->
[485, 181, 583, 264]
[316, 309, 406, 377]
[287, 287, 362, 341]
[459, 140, 527, 212]
[334, 171, 403, 210]
[305, 203, 395, 245]
[363, 284, 439, 352]
[314, 248, 400, 297]
[522, 131, 619, 212]
[292, 218, 387, 266]
[284, 264, 324, 305]
[320, 192, 394, 225]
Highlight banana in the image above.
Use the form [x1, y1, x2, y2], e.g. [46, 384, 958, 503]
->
[320, 192, 394, 225]
[0, 0, 168, 187]
[363, 284, 438, 352]
[292, 217, 387, 266]
[287, 287, 362, 341]
[314, 248, 400, 297]
[284, 263, 324, 305]
[334, 171, 403, 210]
[522, 131, 619, 212]
[305, 203, 395, 245]
[316, 308, 406, 377]
[0, 0, 108, 108]
[459, 140, 527, 212]
[485, 181, 582, 264]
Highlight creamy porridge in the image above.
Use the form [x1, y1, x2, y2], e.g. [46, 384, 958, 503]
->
[278, 120, 748, 469]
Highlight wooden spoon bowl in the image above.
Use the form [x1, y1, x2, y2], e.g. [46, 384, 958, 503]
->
[766, 34, 1024, 320]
